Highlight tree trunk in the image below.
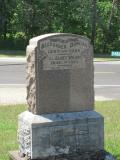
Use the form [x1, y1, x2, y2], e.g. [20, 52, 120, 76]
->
[108, 0, 117, 32]
[103, 0, 117, 53]
[91, 0, 97, 48]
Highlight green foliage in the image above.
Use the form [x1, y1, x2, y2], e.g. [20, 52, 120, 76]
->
[0, 0, 120, 53]
[96, 0, 120, 54]
[0, 35, 27, 50]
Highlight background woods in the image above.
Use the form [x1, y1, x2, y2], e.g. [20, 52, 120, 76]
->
[0, 0, 120, 54]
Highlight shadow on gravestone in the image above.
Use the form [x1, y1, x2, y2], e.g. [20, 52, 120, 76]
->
[9, 33, 114, 160]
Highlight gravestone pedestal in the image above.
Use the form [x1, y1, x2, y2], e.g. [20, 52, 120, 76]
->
[17, 111, 104, 159]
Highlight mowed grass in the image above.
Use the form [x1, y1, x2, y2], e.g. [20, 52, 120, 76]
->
[94, 57, 120, 62]
[95, 101, 120, 160]
[94, 54, 120, 62]
[0, 101, 120, 160]
[0, 50, 120, 61]
[0, 104, 26, 160]
[0, 50, 25, 57]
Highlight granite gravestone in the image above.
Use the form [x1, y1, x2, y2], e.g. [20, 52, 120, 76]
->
[10, 33, 104, 160]
[26, 33, 94, 114]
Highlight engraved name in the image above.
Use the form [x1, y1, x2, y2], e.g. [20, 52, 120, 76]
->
[38, 37, 90, 70]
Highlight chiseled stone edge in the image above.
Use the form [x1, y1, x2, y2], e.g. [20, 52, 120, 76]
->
[26, 45, 36, 114]
[17, 118, 31, 158]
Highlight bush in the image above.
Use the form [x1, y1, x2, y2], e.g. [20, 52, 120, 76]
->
[0, 32, 27, 50]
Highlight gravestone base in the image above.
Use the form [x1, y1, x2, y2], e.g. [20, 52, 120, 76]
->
[9, 150, 115, 160]
[17, 111, 104, 160]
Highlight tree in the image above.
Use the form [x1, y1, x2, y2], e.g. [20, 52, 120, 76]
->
[91, 0, 97, 47]
[103, 0, 119, 53]
[0, 0, 17, 39]
[0, 0, 120, 53]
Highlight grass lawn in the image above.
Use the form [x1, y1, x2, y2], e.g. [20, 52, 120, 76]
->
[0, 50, 25, 57]
[94, 54, 120, 61]
[94, 57, 120, 62]
[0, 101, 120, 160]
[0, 50, 120, 61]
[96, 101, 120, 160]
[0, 104, 26, 160]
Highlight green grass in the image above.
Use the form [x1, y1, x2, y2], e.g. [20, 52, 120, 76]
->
[94, 54, 120, 61]
[0, 101, 120, 160]
[94, 57, 120, 62]
[0, 104, 26, 160]
[95, 101, 120, 160]
[0, 50, 25, 57]
[0, 50, 120, 61]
